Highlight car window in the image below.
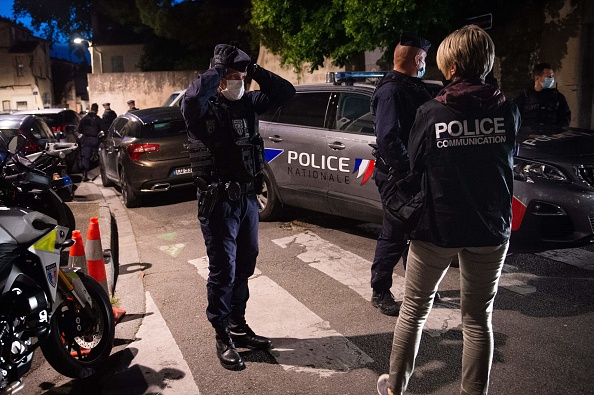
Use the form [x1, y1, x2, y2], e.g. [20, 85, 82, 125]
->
[143, 119, 187, 138]
[122, 121, 141, 138]
[108, 118, 127, 138]
[268, 92, 330, 128]
[63, 111, 80, 124]
[31, 119, 54, 139]
[332, 92, 374, 135]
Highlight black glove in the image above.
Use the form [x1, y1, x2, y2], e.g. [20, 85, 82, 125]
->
[212, 44, 237, 69]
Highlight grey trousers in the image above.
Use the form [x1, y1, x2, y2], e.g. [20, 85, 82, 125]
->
[388, 240, 508, 395]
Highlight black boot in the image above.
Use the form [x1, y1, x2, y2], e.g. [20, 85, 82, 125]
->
[215, 327, 245, 371]
[229, 321, 273, 350]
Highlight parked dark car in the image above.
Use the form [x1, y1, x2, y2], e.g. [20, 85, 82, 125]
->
[256, 71, 594, 249]
[98, 106, 194, 208]
[0, 113, 58, 155]
[511, 127, 594, 247]
[12, 108, 82, 143]
[13, 109, 82, 172]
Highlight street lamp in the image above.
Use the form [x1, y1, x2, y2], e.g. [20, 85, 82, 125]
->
[73, 37, 103, 74]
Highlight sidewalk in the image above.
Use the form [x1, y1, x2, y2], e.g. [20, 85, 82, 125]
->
[66, 168, 145, 355]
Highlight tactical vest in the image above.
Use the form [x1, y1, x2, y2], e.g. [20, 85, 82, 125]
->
[188, 97, 265, 185]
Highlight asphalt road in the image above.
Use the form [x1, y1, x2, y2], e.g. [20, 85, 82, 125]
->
[19, 175, 594, 395]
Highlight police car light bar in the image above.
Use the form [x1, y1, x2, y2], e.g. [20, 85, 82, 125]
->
[325, 71, 388, 85]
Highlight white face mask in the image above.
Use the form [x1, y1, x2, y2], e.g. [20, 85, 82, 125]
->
[221, 80, 245, 101]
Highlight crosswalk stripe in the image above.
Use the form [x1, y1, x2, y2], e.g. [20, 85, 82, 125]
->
[271, 231, 462, 337]
[188, 257, 374, 376]
[130, 292, 200, 394]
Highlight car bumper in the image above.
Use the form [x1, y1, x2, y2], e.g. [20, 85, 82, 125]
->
[125, 159, 194, 193]
[512, 181, 594, 247]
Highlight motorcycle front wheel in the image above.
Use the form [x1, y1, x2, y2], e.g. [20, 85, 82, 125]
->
[40, 273, 115, 379]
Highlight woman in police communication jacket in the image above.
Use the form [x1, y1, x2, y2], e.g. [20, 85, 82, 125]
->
[377, 25, 520, 395]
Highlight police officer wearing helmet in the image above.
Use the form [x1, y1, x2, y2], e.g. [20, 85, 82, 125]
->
[369, 33, 434, 316]
[180, 44, 295, 371]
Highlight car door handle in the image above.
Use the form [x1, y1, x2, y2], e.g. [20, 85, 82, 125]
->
[268, 135, 283, 143]
[328, 142, 346, 150]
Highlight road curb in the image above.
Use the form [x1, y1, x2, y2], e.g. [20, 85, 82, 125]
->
[87, 174, 146, 351]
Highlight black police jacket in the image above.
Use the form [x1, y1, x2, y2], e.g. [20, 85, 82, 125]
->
[78, 113, 101, 136]
[514, 87, 571, 130]
[408, 79, 520, 247]
[181, 65, 295, 183]
[371, 70, 433, 174]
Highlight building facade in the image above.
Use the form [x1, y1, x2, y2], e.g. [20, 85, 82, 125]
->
[0, 19, 53, 111]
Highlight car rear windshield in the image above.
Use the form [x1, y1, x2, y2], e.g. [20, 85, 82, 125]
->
[142, 119, 187, 138]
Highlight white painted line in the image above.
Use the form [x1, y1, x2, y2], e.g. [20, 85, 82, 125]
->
[129, 292, 200, 394]
[271, 231, 462, 337]
[536, 248, 594, 271]
[188, 257, 373, 376]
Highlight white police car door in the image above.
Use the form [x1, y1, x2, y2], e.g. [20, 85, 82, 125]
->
[324, 91, 382, 223]
[260, 91, 332, 213]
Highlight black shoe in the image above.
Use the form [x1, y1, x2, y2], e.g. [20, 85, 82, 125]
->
[229, 322, 273, 350]
[371, 291, 400, 316]
[215, 330, 245, 371]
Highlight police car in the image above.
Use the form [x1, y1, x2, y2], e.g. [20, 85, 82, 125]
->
[257, 71, 441, 224]
[257, 71, 594, 248]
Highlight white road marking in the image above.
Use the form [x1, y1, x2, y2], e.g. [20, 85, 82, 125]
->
[271, 231, 462, 337]
[499, 264, 538, 295]
[129, 292, 200, 394]
[189, 257, 373, 377]
[536, 248, 594, 271]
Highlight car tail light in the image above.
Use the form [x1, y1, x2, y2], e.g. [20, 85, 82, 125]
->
[126, 143, 160, 162]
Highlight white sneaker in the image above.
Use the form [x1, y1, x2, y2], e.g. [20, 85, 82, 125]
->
[377, 373, 390, 395]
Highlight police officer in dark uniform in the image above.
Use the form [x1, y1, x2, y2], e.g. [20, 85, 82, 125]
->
[369, 33, 434, 316]
[514, 62, 571, 132]
[77, 102, 102, 181]
[180, 44, 295, 371]
[101, 102, 117, 132]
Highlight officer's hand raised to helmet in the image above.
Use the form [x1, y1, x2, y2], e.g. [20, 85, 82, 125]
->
[212, 44, 237, 69]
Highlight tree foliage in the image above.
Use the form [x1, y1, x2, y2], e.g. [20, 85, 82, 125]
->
[249, 0, 453, 72]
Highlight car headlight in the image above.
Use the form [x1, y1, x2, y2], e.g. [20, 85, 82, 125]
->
[513, 159, 568, 182]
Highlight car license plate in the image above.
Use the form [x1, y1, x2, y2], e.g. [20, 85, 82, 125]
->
[173, 167, 192, 176]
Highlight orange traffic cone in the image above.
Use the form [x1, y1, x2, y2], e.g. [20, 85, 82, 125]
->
[68, 230, 88, 274]
[85, 217, 109, 296]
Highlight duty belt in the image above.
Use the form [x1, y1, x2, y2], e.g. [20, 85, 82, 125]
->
[222, 180, 254, 201]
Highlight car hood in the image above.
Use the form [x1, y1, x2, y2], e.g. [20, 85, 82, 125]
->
[516, 128, 594, 163]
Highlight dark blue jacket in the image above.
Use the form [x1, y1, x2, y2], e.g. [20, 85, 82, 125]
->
[371, 70, 433, 174]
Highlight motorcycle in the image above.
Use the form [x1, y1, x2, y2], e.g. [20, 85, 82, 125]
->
[0, 135, 115, 394]
[25, 142, 78, 203]
[0, 141, 77, 236]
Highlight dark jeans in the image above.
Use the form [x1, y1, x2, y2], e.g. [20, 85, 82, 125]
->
[199, 190, 259, 328]
[371, 169, 409, 292]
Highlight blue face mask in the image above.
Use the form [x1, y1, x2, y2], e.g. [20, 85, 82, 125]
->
[417, 61, 426, 79]
[541, 77, 554, 89]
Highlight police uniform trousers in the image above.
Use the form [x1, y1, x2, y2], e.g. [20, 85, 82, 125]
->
[371, 168, 409, 292]
[79, 136, 99, 173]
[198, 187, 259, 329]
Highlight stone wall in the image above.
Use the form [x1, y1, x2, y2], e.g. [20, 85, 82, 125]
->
[86, 70, 201, 115]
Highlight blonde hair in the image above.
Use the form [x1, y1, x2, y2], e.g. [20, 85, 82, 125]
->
[436, 24, 495, 80]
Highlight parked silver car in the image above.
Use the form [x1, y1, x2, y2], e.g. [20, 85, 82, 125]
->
[257, 71, 594, 248]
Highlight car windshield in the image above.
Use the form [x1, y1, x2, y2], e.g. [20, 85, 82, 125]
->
[162, 93, 181, 107]
[0, 119, 20, 141]
[143, 120, 187, 138]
